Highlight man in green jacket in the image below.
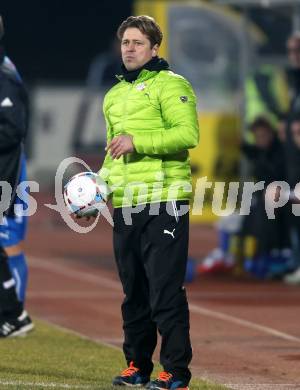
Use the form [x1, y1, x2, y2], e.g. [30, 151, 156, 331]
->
[99, 15, 199, 390]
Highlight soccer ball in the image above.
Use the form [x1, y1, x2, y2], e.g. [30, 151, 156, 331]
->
[64, 172, 109, 217]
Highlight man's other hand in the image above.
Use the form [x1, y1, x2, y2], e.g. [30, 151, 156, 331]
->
[106, 135, 134, 159]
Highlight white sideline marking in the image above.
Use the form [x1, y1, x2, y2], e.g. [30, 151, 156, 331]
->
[28, 290, 121, 299]
[98, 337, 124, 344]
[29, 289, 300, 300]
[29, 256, 300, 344]
[0, 380, 95, 388]
[189, 304, 300, 343]
[188, 290, 300, 298]
[40, 318, 122, 352]
[28, 256, 121, 291]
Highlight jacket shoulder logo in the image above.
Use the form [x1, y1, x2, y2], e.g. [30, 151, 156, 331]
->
[180, 96, 188, 103]
[136, 82, 146, 91]
[1, 97, 13, 107]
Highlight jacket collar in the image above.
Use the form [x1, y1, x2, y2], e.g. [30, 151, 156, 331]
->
[118, 56, 169, 83]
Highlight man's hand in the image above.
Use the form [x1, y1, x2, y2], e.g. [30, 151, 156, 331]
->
[75, 209, 99, 221]
[106, 135, 134, 159]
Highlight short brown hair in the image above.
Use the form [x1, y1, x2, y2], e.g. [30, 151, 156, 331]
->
[117, 15, 163, 48]
[249, 116, 274, 132]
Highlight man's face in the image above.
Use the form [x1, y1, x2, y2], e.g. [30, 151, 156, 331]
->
[287, 37, 300, 69]
[121, 27, 158, 71]
[253, 127, 273, 149]
[291, 121, 300, 148]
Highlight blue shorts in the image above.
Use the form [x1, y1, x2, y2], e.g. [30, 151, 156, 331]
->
[0, 156, 28, 247]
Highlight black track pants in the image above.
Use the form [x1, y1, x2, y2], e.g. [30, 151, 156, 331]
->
[113, 201, 192, 384]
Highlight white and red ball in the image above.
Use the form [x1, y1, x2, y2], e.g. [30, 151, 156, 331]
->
[64, 172, 109, 216]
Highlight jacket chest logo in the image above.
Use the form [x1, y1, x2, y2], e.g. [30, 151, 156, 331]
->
[136, 82, 147, 91]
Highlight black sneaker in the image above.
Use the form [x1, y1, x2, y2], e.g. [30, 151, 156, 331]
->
[0, 310, 34, 338]
[112, 361, 150, 387]
[146, 372, 189, 389]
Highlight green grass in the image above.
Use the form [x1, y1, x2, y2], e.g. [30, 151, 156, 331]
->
[0, 320, 228, 389]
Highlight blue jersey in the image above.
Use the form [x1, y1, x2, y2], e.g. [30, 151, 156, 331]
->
[0, 54, 28, 217]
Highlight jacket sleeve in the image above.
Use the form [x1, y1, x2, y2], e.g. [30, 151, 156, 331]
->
[132, 75, 199, 155]
[98, 100, 113, 183]
[0, 75, 27, 152]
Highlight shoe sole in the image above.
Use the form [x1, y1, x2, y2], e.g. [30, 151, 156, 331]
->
[8, 323, 34, 338]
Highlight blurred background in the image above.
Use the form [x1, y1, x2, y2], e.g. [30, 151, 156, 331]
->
[0, 0, 293, 182]
[2, 0, 300, 282]
[2, 3, 300, 386]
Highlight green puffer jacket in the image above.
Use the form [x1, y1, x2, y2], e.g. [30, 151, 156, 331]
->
[99, 67, 200, 208]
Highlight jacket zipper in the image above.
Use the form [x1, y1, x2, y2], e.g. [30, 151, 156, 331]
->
[121, 82, 134, 202]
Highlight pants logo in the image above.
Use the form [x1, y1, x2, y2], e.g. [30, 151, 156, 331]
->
[163, 228, 175, 239]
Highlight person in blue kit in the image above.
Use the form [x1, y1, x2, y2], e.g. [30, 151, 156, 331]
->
[0, 15, 33, 337]
[0, 154, 29, 303]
